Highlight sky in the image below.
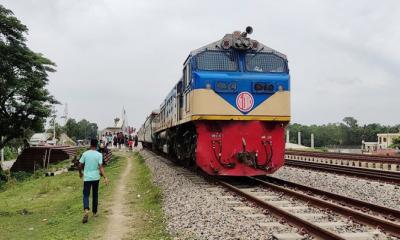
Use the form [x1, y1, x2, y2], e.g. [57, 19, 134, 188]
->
[2, 0, 400, 129]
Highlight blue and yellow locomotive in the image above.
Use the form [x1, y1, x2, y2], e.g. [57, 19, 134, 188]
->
[138, 27, 290, 176]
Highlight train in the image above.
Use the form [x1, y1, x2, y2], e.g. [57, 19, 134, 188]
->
[138, 27, 290, 176]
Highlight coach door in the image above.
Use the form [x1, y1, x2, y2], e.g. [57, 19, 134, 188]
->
[177, 80, 184, 121]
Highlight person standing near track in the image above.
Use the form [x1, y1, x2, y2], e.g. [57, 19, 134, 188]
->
[78, 139, 109, 223]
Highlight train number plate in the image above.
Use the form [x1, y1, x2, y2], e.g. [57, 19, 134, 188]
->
[236, 92, 254, 112]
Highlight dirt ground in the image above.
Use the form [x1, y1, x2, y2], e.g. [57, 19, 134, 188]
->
[104, 153, 134, 239]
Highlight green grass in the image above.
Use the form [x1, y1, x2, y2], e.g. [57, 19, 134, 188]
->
[0, 154, 125, 240]
[0, 152, 171, 240]
[123, 152, 171, 240]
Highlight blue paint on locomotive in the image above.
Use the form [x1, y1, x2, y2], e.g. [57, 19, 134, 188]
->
[192, 71, 290, 114]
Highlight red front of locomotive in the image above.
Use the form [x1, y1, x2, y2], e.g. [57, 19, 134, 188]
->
[195, 120, 286, 176]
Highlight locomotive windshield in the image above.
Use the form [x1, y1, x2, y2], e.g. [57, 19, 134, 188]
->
[245, 53, 287, 73]
[196, 51, 238, 71]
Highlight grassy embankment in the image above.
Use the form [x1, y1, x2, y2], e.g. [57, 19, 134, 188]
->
[122, 152, 171, 240]
[0, 151, 170, 240]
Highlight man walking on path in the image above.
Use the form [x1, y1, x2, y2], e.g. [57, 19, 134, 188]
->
[79, 139, 109, 223]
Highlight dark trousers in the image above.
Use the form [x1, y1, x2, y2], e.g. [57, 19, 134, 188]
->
[83, 180, 99, 213]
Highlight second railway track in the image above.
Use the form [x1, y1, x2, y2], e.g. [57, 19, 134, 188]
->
[285, 159, 400, 184]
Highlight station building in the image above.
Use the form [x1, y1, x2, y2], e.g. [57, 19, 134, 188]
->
[100, 108, 132, 136]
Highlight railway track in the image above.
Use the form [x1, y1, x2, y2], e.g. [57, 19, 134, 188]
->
[142, 149, 400, 239]
[219, 177, 400, 239]
[285, 150, 400, 173]
[286, 150, 400, 163]
[285, 159, 400, 184]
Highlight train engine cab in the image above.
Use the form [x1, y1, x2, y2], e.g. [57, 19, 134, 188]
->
[153, 27, 290, 176]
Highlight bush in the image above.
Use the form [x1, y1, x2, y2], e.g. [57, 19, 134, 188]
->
[10, 171, 32, 182]
[75, 147, 88, 158]
[4, 146, 18, 160]
[0, 167, 8, 188]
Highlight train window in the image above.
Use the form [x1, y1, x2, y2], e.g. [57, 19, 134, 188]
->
[196, 51, 238, 71]
[245, 53, 287, 73]
[185, 93, 190, 112]
[183, 64, 191, 87]
[186, 66, 190, 86]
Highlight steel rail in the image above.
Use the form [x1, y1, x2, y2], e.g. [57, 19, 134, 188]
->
[250, 177, 400, 238]
[286, 150, 400, 163]
[285, 159, 400, 184]
[257, 176, 400, 220]
[218, 180, 346, 240]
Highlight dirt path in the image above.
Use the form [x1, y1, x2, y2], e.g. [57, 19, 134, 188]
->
[104, 153, 133, 239]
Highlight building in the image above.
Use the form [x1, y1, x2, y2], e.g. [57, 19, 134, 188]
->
[101, 108, 129, 136]
[29, 133, 52, 146]
[361, 132, 400, 154]
[377, 133, 400, 149]
[361, 141, 378, 153]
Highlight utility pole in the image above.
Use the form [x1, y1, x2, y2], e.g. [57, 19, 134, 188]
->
[311, 133, 315, 148]
[60, 103, 68, 126]
[298, 132, 301, 145]
[286, 130, 290, 143]
[51, 106, 57, 145]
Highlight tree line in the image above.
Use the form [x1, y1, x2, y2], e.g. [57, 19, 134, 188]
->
[62, 118, 98, 141]
[288, 117, 400, 148]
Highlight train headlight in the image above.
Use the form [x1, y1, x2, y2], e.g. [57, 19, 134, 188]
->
[222, 39, 231, 49]
[215, 81, 237, 92]
[216, 81, 227, 90]
[242, 38, 250, 48]
[255, 83, 264, 91]
[265, 84, 274, 92]
[251, 40, 258, 49]
[234, 39, 242, 48]
[229, 82, 237, 91]
[253, 82, 275, 93]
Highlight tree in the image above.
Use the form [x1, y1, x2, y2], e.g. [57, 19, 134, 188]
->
[0, 4, 57, 150]
[342, 117, 358, 128]
[287, 118, 400, 148]
[63, 118, 98, 141]
[391, 137, 400, 149]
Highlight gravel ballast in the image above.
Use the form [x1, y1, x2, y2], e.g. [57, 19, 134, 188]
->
[272, 166, 400, 210]
[140, 151, 300, 240]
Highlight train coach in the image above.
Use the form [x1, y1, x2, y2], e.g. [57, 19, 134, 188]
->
[138, 27, 290, 176]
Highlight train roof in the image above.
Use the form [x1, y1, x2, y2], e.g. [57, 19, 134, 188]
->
[189, 31, 287, 61]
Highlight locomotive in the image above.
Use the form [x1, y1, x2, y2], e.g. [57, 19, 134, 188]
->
[138, 27, 290, 176]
